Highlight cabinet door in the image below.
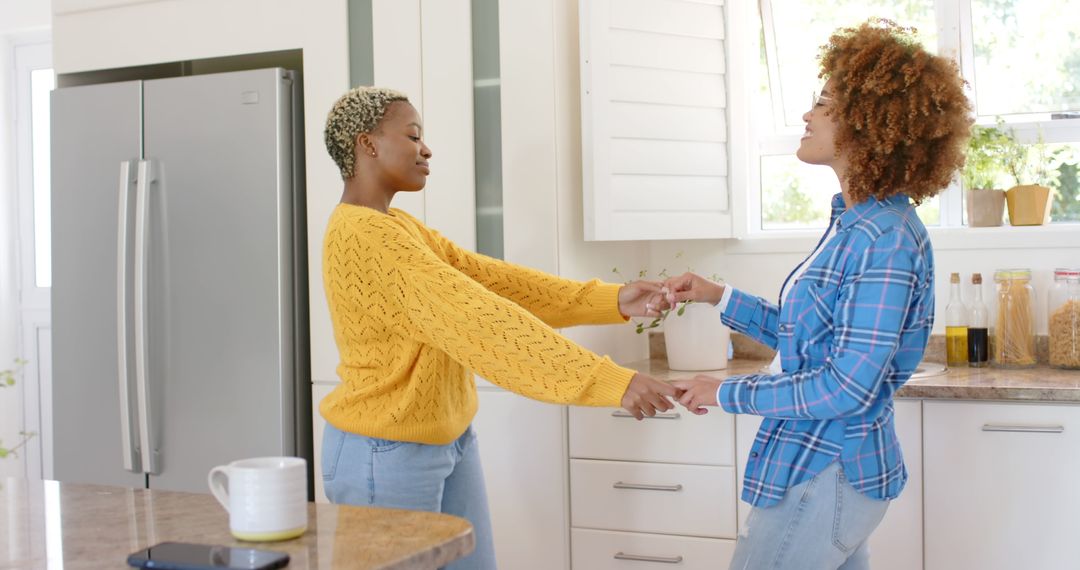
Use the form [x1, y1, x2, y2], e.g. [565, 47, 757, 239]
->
[474, 388, 569, 570]
[924, 401, 1080, 570]
[868, 399, 923, 570]
[572, 528, 735, 570]
[569, 405, 734, 465]
[571, 459, 737, 539]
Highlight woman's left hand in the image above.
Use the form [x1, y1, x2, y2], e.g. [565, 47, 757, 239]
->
[669, 376, 722, 415]
[618, 280, 669, 318]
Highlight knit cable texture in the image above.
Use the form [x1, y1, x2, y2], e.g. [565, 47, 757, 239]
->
[320, 204, 634, 445]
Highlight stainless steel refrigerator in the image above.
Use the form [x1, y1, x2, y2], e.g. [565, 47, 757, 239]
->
[50, 68, 310, 494]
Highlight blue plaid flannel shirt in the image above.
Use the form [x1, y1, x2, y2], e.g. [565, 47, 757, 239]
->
[720, 193, 935, 507]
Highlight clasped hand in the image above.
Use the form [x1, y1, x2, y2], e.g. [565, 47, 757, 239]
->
[617, 276, 727, 419]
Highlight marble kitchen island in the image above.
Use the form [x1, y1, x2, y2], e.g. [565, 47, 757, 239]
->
[0, 478, 473, 569]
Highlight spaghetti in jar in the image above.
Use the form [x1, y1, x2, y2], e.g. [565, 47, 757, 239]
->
[992, 269, 1037, 369]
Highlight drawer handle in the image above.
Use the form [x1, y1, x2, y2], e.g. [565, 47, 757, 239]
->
[614, 552, 684, 564]
[981, 424, 1065, 434]
[611, 410, 682, 420]
[613, 481, 683, 492]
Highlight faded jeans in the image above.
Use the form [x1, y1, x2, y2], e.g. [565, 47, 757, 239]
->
[729, 461, 890, 570]
[321, 423, 496, 570]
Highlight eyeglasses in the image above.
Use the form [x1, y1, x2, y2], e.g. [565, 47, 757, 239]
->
[810, 90, 833, 109]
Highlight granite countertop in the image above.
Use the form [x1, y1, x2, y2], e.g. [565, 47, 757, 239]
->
[625, 358, 1080, 403]
[0, 478, 473, 570]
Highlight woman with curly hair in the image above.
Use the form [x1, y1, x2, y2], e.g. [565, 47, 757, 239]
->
[660, 19, 972, 569]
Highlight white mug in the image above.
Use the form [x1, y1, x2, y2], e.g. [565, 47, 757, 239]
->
[208, 456, 308, 541]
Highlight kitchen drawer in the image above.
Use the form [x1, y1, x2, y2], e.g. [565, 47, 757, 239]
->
[572, 528, 735, 570]
[570, 459, 736, 538]
[569, 405, 734, 465]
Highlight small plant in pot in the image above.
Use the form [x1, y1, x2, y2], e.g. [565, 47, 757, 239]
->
[998, 123, 1053, 226]
[613, 254, 731, 371]
[962, 122, 1012, 227]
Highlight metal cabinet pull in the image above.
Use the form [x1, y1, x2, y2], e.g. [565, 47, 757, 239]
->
[614, 552, 684, 564]
[611, 410, 681, 420]
[981, 424, 1065, 434]
[613, 481, 683, 492]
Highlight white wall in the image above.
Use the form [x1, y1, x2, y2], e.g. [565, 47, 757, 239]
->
[0, 0, 51, 478]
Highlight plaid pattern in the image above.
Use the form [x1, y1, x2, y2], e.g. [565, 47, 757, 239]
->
[720, 193, 934, 507]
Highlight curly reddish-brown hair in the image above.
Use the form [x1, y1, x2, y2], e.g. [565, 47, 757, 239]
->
[819, 19, 973, 204]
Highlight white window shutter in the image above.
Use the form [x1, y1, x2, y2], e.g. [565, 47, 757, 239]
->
[580, 0, 731, 241]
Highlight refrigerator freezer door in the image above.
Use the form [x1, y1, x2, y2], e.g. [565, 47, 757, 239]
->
[142, 69, 297, 493]
[51, 81, 145, 488]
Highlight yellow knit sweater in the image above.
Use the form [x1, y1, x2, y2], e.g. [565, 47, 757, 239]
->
[320, 204, 635, 445]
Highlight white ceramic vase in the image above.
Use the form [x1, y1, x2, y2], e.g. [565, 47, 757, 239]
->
[663, 302, 730, 371]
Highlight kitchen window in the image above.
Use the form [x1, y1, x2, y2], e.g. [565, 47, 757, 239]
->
[748, 0, 1080, 232]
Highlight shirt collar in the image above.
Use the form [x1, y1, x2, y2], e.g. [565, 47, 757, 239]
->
[831, 192, 911, 229]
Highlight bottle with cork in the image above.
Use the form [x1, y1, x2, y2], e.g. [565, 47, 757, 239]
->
[945, 272, 968, 367]
[968, 273, 989, 367]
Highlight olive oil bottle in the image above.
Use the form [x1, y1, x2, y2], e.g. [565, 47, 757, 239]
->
[945, 272, 968, 367]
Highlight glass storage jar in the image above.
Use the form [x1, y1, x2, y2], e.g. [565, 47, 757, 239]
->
[992, 268, 1037, 368]
[1048, 268, 1080, 369]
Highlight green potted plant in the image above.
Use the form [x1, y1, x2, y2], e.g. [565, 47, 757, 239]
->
[1000, 123, 1053, 226]
[1, 358, 35, 460]
[962, 122, 1012, 227]
[613, 254, 730, 371]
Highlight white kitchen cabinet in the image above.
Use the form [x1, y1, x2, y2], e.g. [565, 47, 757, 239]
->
[924, 400, 1080, 570]
[474, 388, 570, 570]
[570, 459, 737, 538]
[735, 400, 923, 570]
[868, 399, 923, 570]
[568, 405, 738, 568]
[572, 528, 736, 570]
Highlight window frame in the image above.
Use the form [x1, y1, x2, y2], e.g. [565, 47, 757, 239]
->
[738, 0, 1080, 241]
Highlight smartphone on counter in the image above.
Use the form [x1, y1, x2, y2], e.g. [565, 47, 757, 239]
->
[126, 542, 290, 570]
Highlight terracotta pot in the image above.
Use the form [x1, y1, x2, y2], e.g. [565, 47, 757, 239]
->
[965, 188, 1006, 227]
[1005, 184, 1052, 226]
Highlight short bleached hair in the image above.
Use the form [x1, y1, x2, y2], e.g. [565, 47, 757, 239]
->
[324, 86, 409, 179]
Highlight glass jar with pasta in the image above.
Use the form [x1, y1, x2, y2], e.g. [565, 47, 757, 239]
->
[992, 269, 1037, 369]
[1048, 268, 1080, 370]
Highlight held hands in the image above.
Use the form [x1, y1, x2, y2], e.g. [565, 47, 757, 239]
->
[669, 376, 722, 415]
[620, 373, 680, 420]
[661, 272, 725, 307]
[617, 280, 670, 318]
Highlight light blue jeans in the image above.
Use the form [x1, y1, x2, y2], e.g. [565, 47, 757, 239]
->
[729, 461, 889, 570]
[321, 423, 496, 570]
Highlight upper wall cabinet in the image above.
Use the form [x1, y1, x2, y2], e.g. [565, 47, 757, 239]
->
[53, 0, 158, 14]
[579, 0, 731, 241]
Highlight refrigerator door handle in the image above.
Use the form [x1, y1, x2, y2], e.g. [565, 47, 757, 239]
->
[116, 160, 140, 472]
[134, 159, 159, 475]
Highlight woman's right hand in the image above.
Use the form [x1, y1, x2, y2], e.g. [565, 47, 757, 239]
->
[620, 373, 679, 420]
[662, 272, 725, 306]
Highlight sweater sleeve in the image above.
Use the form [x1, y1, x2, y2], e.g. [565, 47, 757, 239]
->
[364, 216, 634, 407]
[393, 210, 627, 329]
